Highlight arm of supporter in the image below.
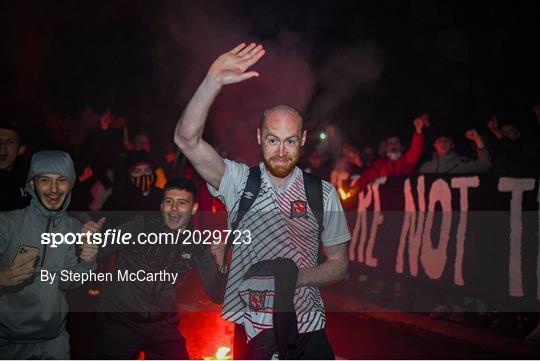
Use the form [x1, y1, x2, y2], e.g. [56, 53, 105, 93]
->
[464, 129, 492, 173]
[174, 42, 265, 190]
[399, 114, 428, 170]
[0, 213, 37, 291]
[207, 159, 249, 210]
[487, 116, 503, 140]
[401, 131, 425, 167]
[97, 216, 145, 258]
[296, 243, 348, 287]
[60, 222, 97, 290]
[470, 147, 492, 172]
[297, 187, 350, 287]
[59, 216, 129, 290]
[192, 245, 226, 304]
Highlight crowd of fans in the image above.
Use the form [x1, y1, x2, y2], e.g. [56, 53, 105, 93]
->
[1, 103, 539, 343]
[307, 107, 540, 199]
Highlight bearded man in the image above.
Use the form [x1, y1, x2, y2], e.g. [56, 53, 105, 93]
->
[174, 43, 350, 359]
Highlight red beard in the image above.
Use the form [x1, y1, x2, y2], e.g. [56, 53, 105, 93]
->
[263, 156, 298, 178]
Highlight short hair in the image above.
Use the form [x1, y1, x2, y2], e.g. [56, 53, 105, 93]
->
[260, 104, 304, 131]
[343, 143, 360, 154]
[163, 177, 197, 199]
[0, 120, 23, 142]
[385, 135, 401, 144]
[433, 134, 454, 143]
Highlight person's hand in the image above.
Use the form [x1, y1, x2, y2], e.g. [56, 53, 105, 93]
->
[465, 129, 485, 149]
[207, 42, 266, 86]
[78, 165, 93, 183]
[0, 252, 36, 287]
[414, 113, 430, 134]
[80, 241, 99, 263]
[487, 116, 503, 139]
[210, 243, 228, 273]
[80, 217, 105, 263]
[464, 129, 479, 142]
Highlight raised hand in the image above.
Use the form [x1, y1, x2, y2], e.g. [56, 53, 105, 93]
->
[465, 129, 485, 149]
[414, 113, 430, 134]
[78, 165, 93, 183]
[80, 217, 105, 263]
[207, 42, 266, 86]
[0, 252, 36, 287]
[487, 116, 502, 139]
[465, 129, 479, 141]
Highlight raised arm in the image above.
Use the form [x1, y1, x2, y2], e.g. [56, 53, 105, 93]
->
[401, 114, 428, 165]
[174, 42, 266, 189]
[464, 129, 492, 172]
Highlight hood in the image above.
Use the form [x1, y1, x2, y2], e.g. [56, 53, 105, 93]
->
[433, 151, 458, 161]
[26, 150, 76, 217]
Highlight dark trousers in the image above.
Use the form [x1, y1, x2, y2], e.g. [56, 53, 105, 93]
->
[233, 324, 334, 360]
[94, 312, 189, 360]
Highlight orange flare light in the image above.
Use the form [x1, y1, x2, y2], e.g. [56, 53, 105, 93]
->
[338, 187, 351, 200]
[203, 346, 231, 360]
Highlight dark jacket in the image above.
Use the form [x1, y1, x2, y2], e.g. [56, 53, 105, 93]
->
[236, 258, 299, 360]
[98, 214, 225, 324]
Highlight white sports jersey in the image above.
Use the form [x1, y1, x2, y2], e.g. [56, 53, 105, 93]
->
[208, 159, 350, 333]
[238, 275, 275, 341]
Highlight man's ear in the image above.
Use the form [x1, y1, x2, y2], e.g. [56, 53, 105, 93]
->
[18, 145, 26, 156]
[191, 202, 199, 216]
[256, 128, 262, 146]
[27, 179, 34, 188]
[301, 130, 307, 147]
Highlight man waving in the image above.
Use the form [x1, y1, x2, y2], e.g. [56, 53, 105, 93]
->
[174, 43, 350, 359]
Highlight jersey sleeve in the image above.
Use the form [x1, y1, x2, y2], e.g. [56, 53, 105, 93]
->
[320, 186, 351, 247]
[207, 159, 249, 210]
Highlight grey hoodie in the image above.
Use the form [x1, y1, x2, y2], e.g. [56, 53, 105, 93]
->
[419, 148, 492, 174]
[0, 151, 96, 342]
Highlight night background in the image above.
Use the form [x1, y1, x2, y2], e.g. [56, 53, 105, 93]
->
[2, 1, 540, 359]
[2, 0, 539, 162]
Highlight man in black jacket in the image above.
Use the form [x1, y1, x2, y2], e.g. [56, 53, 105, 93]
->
[0, 120, 29, 211]
[93, 178, 224, 359]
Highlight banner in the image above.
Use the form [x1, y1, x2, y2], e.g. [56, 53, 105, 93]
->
[347, 175, 540, 311]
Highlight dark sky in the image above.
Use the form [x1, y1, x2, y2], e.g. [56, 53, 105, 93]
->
[1, 0, 539, 157]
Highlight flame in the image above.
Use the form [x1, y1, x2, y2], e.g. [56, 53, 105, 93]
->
[88, 289, 100, 296]
[216, 347, 231, 359]
[338, 187, 351, 200]
[203, 346, 231, 360]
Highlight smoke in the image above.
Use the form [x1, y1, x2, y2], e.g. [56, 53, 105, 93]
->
[311, 43, 385, 158]
[313, 43, 384, 121]
[151, 1, 315, 165]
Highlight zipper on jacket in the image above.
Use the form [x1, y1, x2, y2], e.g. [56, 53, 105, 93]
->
[40, 216, 53, 267]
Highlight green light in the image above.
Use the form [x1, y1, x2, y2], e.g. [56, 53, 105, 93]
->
[319, 131, 328, 140]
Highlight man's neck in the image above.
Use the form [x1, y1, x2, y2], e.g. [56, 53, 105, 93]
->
[265, 167, 295, 189]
